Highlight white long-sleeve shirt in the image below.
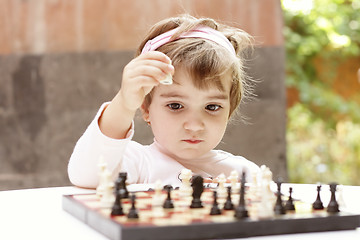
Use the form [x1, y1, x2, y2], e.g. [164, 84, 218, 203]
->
[68, 103, 260, 188]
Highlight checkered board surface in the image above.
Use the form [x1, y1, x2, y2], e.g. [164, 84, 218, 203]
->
[62, 189, 360, 240]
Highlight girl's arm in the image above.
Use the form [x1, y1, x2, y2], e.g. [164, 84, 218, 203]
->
[68, 51, 173, 188]
[68, 102, 134, 188]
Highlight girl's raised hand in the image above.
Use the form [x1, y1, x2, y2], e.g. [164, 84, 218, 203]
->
[98, 51, 174, 139]
[118, 51, 174, 113]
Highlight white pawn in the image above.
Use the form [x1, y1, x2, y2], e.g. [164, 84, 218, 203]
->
[152, 180, 165, 217]
[217, 173, 227, 198]
[152, 180, 163, 207]
[179, 169, 193, 197]
[96, 155, 107, 197]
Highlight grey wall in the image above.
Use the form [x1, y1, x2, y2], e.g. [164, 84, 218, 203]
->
[0, 47, 286, 190]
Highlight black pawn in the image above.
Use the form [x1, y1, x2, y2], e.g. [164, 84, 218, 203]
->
[116, 172, 129, 199]
[235, 172, 248, 219]
[210, 190, 222, 215]
[327, 183, 340, 213]
[285, 187, 296, 211]
[111, 193, 124, 216]
[127, 194, 139, 219]
[274, 180, 286, 215]
[190, 175, 204, 208]
[312, 185, 324, 210]
[223, 186, 234, 210]
[163, 184, 173, 191]
[163, 186, 174, 209]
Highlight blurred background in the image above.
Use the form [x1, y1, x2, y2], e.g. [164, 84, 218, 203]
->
[283, 0, 360, 185]
[0, 0, 358, 190]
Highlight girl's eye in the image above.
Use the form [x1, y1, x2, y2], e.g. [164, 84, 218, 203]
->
[206, 104, 222, 111]
[167, 103, 183, 110]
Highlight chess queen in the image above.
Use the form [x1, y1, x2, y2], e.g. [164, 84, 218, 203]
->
[68, 14, 260, 188]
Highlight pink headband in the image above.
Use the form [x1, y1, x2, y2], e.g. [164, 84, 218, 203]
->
[141, 25, 236, 56]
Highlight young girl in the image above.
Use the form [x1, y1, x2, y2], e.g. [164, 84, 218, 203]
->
[68, 14, 259, 189]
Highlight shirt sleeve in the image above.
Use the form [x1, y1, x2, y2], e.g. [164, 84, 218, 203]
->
[67, 102, 134, 188]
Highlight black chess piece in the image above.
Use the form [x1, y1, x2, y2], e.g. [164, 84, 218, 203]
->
[210, 190, 222, 215]
[163, 186, 174, 209]
[284, 187, 296, 211]
[127, 194, 139, 219]
[234, 172, 248, 219]
[274, 180, 286, 215]
[163, 185, 173, 191]
[312, 185, 324, 210]
[190, 175, 204, 208]
[111, 192, 125, 216]
[223, 186, 234, 210]
[116, 172, 129, 199]
[327, 183, 340, 213]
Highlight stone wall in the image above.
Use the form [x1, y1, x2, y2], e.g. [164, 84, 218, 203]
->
[0, 0, 286, 190]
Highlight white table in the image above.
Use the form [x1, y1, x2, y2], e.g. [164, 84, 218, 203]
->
[1, 184, 360, 240]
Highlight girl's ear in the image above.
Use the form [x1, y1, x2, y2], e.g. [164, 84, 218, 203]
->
[140, 103, 150, 122]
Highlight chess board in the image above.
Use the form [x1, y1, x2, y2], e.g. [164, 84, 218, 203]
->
[62, 188, 360, 240]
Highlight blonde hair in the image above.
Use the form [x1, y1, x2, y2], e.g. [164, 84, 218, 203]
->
[137, 14, 253, 118]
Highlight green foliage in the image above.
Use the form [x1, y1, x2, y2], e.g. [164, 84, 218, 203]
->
[283, 0, 360, 184]
[287, 103, 360, 185]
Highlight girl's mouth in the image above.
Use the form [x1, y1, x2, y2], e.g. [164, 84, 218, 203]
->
[183, 139, 203, 144]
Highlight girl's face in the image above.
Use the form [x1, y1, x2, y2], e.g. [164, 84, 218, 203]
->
[142, 68, 232, 160]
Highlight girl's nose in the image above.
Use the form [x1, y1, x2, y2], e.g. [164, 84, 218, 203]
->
[183, 113, 205, 132]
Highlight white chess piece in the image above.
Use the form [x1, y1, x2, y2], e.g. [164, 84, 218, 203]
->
[152, 180, 163, 207]
[160, 74, 173, 85]
[160, 59, 173, 85]
[179, 169, 193, 197]
[228, 170, 239, 193]
[256, 165, 276, 219]
[337, 184, 346, 210]
[100, 171, 115, 208]
[247, 170, 259, 201]
[152, 180, 165, 217]
[217, 173, 227, 198]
